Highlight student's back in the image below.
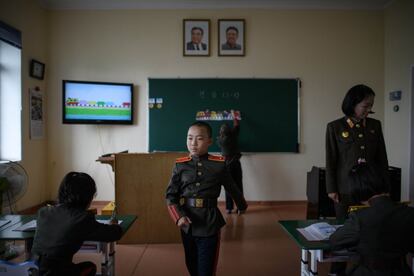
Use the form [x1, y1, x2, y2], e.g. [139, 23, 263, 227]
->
[330, 196, 414, 276]
[32, 204, 122, 260]
[31, 172, 122, 276]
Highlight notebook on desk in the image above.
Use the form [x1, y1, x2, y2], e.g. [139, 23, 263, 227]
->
[13, 220, 36, 232]
[0, 219, 11, 228]
[297, 222, 342, 241]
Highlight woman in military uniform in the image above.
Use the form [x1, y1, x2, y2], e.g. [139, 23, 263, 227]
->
[325, 84, 389, 275]
[326, 84, 389, 220]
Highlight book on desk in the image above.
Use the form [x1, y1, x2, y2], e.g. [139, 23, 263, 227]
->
[297, 222, 342, 241]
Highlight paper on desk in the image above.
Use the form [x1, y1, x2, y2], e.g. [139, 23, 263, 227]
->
[0, 219, 11, 228]
[96, 219, 123, 225]
[14, 220, 37, 232]
[13, 219, 122, 232]
[297, 223, 342, 241]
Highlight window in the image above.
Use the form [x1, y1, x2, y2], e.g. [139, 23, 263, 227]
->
[0, 21, 22, 161]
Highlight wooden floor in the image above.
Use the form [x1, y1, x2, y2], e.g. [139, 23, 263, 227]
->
[74, 202, 332, 275]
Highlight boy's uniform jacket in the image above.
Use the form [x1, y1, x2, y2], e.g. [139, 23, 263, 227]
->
[166, 154, 247, 237]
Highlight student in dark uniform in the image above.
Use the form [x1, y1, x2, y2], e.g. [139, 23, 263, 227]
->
[326, 84, 389, 275]
[166, 121, 247, 276]
[217, 110, 243, 214]
[31, 172, 122, 276]
[329, 164, 414, 276]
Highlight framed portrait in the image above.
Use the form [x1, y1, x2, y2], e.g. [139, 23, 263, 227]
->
[30, 59, 45, 80]
[218, 19, 245, 56]
[183, 19, 210, 57]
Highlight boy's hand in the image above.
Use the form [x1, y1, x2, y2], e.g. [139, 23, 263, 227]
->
[109, 218, 119, 225]
[177, 216, 192, 227]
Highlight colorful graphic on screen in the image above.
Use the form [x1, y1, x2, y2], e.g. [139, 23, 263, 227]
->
[64, 82, 132, 122]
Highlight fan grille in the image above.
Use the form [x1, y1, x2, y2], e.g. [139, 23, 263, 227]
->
[0, 162, 28, 209]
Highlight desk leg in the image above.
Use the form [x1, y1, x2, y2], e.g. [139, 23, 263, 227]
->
[101, 242, 109, 276]
[301, 249, 310, 276]
[24, 238, 34, 260]
[309, 250, 319, 275]
[108, 242, 115, 276]
[412, 255, 414, 275]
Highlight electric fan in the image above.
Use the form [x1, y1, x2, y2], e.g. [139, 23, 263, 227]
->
[0, 162, 28, 214]
[0, 162, 28, 259]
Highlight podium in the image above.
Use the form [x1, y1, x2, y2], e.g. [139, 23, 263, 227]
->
[98, 153, 185, 244]
[306, 166, 401, 219]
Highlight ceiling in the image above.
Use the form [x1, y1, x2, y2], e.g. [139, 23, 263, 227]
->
[38, 0, 394, 10]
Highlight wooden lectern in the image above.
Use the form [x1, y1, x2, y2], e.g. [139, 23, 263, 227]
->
[98, 153, 185, 244]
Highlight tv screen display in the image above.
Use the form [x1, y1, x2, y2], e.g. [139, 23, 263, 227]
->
[62, 80, 133, 124]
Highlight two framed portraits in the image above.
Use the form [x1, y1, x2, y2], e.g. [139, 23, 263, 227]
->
[183, 19, 245, 57]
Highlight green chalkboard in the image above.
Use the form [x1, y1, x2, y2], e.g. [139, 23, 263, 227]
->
[149, 78, 300, 152]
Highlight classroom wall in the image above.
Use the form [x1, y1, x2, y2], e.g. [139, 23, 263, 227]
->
[384, 0, 414, 201]
[46, 9, 385, 201]
[0, 0, 49, 209]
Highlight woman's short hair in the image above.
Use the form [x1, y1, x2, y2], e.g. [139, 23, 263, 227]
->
[341, 84, 375, 116]
[58, 172, 96, 209]
[349, 164, 389, 202]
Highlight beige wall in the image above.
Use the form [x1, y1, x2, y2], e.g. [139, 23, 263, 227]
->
[46, 9, 385, 201]
[3, 1, 414, 206]
[0, 0, 49, 209]
[1, 4, 388, 205]
[384, 0, 414, 201]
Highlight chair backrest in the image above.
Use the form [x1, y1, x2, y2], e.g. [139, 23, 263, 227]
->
[0, 260, 38, 276]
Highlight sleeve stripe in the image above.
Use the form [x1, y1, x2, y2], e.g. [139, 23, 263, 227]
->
[167, 205, 180, 222]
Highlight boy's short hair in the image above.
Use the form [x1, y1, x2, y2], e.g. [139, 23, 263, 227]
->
[190, 121, 212, 138]
[341, 84, 376, 116]
[349, 164, 389, 202]
[58, 172, 96, 210]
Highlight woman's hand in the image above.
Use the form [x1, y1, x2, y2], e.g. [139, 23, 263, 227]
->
[328, 192, 339, 203]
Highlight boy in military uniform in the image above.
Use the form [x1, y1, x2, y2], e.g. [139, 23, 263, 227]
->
[166, 121, 247, 276]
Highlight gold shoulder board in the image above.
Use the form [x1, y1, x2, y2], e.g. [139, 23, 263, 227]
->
[208, 155, 225, 162]
[176, 156, 192, 163]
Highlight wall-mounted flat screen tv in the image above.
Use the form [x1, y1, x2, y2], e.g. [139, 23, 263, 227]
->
[62, 80, 133, 124]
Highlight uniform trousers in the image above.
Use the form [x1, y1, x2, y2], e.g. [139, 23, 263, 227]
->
[181, 229, 220, 276]
[225, 156, 243, 211]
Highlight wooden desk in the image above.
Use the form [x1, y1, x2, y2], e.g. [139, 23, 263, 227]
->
[279, 219, 414, 276]
[0, 215, 136, 276]
[96, 156, 115, 171]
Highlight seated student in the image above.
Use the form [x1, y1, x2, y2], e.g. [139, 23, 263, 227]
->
[31, 172, 122, 276]
[166, 121, 247, 276]
[329, 164, 414, 276]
